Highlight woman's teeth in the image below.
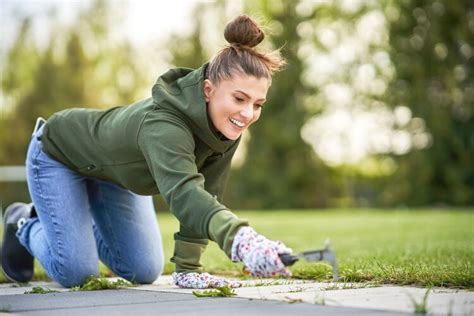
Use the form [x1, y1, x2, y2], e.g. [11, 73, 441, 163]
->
[230, 118, 245, 128]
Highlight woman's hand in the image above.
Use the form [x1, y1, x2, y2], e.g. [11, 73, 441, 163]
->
[231, 226, 292, 277]
[172, 272, 241, 289]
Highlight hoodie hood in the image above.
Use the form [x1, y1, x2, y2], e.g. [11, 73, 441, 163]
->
[151, 63, 236, 153]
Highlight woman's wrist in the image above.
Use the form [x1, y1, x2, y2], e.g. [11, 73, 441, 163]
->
[171, 238, 208, 273]
[207, 210, 249, 257]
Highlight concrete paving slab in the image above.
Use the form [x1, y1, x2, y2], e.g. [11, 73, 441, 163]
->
[0, 275, 472, 315]
[0, 289, 406, 316]
[0, 282, 69, 296]
[134, 276, 474, 315]
[235, 283, 472, 315]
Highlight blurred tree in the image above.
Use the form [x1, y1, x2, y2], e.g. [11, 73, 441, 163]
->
[166, 9, 207, 69]
[381, 0, 474, 206]
[3, 0, 472, 209]
[0, 0, 148, 205]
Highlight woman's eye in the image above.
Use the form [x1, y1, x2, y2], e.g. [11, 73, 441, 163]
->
[235, 97, 244, 102]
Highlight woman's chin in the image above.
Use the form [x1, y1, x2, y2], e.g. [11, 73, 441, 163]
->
[221, 129, 241, 140]
[226, 133, 241, 141]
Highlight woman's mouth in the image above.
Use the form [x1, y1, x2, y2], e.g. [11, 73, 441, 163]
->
[229, 117, 245, 129]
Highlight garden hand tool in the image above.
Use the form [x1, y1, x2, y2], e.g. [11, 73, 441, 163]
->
[279, 239, 339, 280]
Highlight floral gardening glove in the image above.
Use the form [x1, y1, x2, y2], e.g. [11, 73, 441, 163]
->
[172, 272, 242, 289]
[231, 226, 292, 277]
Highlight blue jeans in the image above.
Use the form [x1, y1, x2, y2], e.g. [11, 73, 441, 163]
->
[17, 123, 164, 287]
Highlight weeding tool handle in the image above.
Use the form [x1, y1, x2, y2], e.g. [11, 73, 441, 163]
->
[279, 253, 299, 266]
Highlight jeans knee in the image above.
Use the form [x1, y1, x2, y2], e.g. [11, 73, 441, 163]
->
[54, 260, 99, 288]
[121, 256, 163, 284]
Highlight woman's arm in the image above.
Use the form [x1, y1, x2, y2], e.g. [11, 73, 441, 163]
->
[137, 112, 247, 250]
[138, 112, 291, 283]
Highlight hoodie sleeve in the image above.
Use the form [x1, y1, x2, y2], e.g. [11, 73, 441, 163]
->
[199, 137, 250, 257]
[137, 111, 248, 256]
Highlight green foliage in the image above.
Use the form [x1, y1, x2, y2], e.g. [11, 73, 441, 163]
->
[0, 0, 149, 205]
[24, 286, 59, 294]
[381, 0, 474, 206]
[165, 4, 209, 69]
[1, 0, 472, 208]
[192, 285, 236, 297]
[70, 276, 134, 291]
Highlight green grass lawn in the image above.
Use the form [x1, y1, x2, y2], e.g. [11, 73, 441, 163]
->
[1, 209, 473, 289]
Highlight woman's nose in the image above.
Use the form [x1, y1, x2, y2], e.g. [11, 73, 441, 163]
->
[240, 104, 253, 119]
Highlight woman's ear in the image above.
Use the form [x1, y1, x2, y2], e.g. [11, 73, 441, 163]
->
[203, 79, 214, 102]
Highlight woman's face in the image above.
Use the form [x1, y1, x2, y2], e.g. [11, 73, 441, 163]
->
[204, 73, 270, 140]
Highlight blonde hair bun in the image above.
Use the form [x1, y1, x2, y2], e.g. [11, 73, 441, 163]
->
[224, 15, 264, 48]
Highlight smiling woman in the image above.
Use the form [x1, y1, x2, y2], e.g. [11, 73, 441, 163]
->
[203, 15, 285, 140]
[2, 15, 292, 290]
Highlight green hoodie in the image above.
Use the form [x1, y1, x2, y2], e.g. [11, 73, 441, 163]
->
[40, 64, 249, 272]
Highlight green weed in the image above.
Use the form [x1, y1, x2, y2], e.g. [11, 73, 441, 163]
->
[321, 284, 340, 291]
[192, 285, 236, 297]
[284, 296, 303, 303]
[314, 292, 326, 305]
[252, 278, 295, 287]
[409, 287, 431, 314]
[70, 276, 134, 291]
[320, 282, 380, 291]
[288, 286, 305, 293]
[24, 286, 59, 294]
[272, 286, 306, 294]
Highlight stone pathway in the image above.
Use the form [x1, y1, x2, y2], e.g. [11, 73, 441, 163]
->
[0, 276, 472, 315]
